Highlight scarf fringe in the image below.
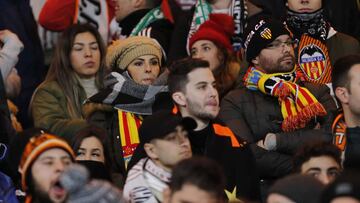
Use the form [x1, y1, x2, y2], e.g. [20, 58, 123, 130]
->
[282, 102, 327, 132]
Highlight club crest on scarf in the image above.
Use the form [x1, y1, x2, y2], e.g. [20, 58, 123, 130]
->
[260, 28, 272, 40]
[297, 34, 332, 84]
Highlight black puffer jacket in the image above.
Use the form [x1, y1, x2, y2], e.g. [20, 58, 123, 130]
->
[219, 82, 337, 178]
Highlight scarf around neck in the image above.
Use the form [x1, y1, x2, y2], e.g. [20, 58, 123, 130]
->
[244, 66, 327, 132]
[286, 8, 329, 41]
[186, 0, 247, 53]
[87, 71, 168, 115]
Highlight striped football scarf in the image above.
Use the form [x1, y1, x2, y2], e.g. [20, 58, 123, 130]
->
[130, 0, 176, 36]
[244, 66, 327, 132]
[332, 113, 347, 151]
[118, 110, 142, 168]
[297, 34, 333, 84]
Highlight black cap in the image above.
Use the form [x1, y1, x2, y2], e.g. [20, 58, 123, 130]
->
[139, 110, 197, 144]
[244, 15, 290, 62]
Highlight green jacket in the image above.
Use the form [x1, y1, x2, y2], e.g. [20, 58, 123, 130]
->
[31, 80, 88, 142]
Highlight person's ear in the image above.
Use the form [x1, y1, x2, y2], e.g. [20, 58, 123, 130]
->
[144, 143, 159, 159]
[335, 87, 350, 104]
[162, 187, 172, 203]
[172, 92, 186, 107]
[132, 0, 145, 8]
[251, 56, 260, 66]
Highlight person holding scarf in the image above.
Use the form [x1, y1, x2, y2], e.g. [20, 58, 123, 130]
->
[86, 36, 173, 178]
[219, 16, 337, 197]
[284, 0, 360, 86]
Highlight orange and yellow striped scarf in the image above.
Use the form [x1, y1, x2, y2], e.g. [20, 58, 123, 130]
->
[244, 67, 327, 132]
[117, 110, 143, 169]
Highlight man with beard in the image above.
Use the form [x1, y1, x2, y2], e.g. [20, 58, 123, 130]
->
[219, 16, 337, 197]
[19, 133, 74, 203]
[168, 58, 261, 202]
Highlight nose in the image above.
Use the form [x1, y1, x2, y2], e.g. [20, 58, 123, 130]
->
[209, 85, 218, 97]
[301, 0, 309, 4]
[84, 47, 92, 57]
[193, 51, 204, 59]
[144, 62, 152, 73]
[54, 160, 65, 172]
[319, 174, 331, 185]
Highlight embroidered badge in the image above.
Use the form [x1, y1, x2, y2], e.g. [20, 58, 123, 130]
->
[297, 35, 332, 84]
[260, 28, 272, 39]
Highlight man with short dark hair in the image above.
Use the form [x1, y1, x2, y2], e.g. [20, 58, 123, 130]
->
[123, 111, 194, 202]
[168, 57, 260, 201]
[219, 16, 337, 190]
[163, 156, 226, 203]
[293, 141, 342, 185]
[331, 54, 360, 168]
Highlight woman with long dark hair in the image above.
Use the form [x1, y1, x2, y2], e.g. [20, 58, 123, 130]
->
[30, 24, 107, 141]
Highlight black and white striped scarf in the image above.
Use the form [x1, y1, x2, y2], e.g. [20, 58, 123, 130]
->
[87, 71, 168, 115]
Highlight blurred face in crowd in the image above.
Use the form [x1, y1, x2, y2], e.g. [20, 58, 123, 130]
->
[76, 136, 105, 163]
[339, 65, 360, 126]
[164, 184, 222, 203]
[127, 55, 160, 85]
[31, 148, 72, 203]
[145, 125, 192, 171]
[301, 155, 341, 185]
[173, 68, 219, 128]
[252, 35, 295, 74]
[70, 32, 101, 79]
[267, 193, 295, 203]
[287, 0, 322, 13]
[191, 40, 222, 72]
[331, 197, 360, 203]
[112, 0, 140, 22]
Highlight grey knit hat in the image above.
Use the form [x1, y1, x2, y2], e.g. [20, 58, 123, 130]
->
[60, 164, 124, 203]
[268, 174, 325, 203]
[106, 36, 162, 71]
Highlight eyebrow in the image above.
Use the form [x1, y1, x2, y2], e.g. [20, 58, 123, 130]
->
[195, 81, 209, 86]
[305, 167, 321, 172]
[73, 41, 98, 46]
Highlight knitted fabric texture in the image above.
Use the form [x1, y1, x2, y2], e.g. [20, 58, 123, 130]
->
[244, 16, 290, 62]
[106, 36, 162, 71]
[19, 133, 74, 191]
[189, 13, 235, 52]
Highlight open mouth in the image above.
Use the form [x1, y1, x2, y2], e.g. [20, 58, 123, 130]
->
[51, 180, 66, 199]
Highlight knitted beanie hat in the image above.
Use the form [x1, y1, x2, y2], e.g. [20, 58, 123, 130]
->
[244, 15, 290, 62]
[60, 164, 124, 203]
[106, 36, 163, 71]
[189, 13, 235, 53]
[19, 133, 75, 191]
[268, 174, 325, 203]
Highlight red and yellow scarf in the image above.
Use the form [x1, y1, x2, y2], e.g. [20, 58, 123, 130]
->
[297, 34, 333, 84]
[117, 110, 143, 169]
[244, 67, 327, 132]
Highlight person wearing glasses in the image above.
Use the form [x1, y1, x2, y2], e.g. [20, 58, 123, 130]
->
[218, 16, 337, 199]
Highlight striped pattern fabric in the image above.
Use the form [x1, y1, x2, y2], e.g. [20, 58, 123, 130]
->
[332, 113, 347, 151]
[297, 34, 332, 84]
[244, 66, 327, 132]
[118, 110, 143, 168]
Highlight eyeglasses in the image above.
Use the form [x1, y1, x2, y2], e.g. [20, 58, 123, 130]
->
[266, 39, 298, 49]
